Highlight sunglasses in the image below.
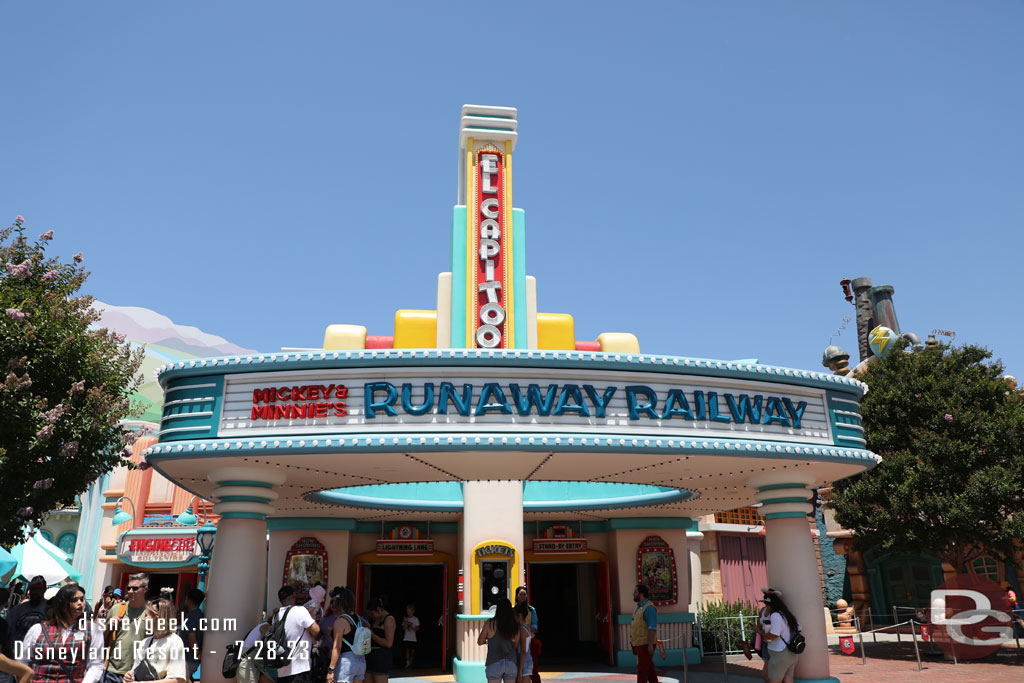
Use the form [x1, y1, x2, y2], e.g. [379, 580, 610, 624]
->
[125, 586, 144, 592]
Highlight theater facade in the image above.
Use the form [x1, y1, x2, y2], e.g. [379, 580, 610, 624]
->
[146, 106, 877, 683]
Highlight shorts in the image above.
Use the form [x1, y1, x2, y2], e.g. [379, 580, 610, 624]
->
[335, 652, 366, 683]
[521, 653, 533, 676]
[365, 647, 393, 675]
[484, 658, 517, 682]
[763, 647, 798, 680]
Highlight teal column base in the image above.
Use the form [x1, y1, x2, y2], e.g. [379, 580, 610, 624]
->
[795, 678, 841, 683]
[453, 657, 486, 683]
[614, 647, 700, 668]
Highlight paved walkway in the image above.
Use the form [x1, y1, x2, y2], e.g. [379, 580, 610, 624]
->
[389, 640, 1024, 682]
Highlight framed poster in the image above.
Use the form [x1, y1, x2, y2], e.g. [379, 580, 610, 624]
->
[636, 535, 678, 606]
[283, 536, 329, 601]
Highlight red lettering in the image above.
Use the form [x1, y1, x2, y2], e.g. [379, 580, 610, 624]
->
[292, 386, 305, 401]
[323, 385, 334, 400]
[251, 405, 270, 420]
[335, 385, 348, 399]
[334, 403, 348, 417]
[314, 402, 329, 418]
[277, 387, 291, 401]
[307, 386, 319, 400]
[252, 388, 274, 404]
[292, 404, 307, 419]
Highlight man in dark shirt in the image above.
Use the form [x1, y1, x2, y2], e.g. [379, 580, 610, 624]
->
[180, 589, 205, 681]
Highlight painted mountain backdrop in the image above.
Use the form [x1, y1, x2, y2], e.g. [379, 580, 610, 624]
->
[93, 302, 257, 423]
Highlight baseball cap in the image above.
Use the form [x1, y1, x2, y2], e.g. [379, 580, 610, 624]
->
[113, 588, 123, 597]
[28, 576, 47, 588]
[278, 585, 295, 601]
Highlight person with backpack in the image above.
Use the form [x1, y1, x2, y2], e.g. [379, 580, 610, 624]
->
[7, 577, 47, 654]
[103, 574, 150, 683]
[753, 588, 803, 683]
[123, 595, 186, 683]
[18, 583, 103, 683]
[267, 586, 320, 683]
[325, 588, 368, 683]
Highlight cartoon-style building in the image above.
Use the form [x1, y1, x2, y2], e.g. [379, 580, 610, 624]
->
[144, 106, 879, 683]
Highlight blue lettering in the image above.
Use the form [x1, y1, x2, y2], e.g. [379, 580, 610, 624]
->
[761, 396, 792, 427]
[692, 390, 707, 421]
[707, 392, 732, 423]
[660, 389, 695, 420]
[508, 384, 558, 417]
[626, 385, 659, 420]
[725, 394, 763, 425]
[364, 382, 397, 418]
[553, 384, 590, 417]
[401, 383, 434, 416]
[438, 382, 473, 416]
[783, 398, 807, 429]
[475, 383, 513, 416]
[583, 385, 616, 418]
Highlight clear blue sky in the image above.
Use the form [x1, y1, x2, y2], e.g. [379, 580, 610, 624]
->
[3, 2, 1022, 377]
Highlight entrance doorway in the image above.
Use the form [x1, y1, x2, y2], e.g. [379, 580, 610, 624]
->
[362, 564, 446, 670]
[527, 562, 610, 666]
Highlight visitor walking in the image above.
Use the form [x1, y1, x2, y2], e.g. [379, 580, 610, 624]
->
[629, 584, 657, 683]
[235, 620, 270, 683]
[364, 599, 394, 683]
[752, 588, 802, 683]
[18, 583, 103, 683]
[476, 599, 520, 683]
[104, 574, 150, 683]
[273, 585, 321, 683]
[124, 595, 187, 683]
[95, 588, 116, 622]
[400, 605, 418, 669]
[514, 603, 533, 683]
[179, 589, 204, 682]
[326, 588, 365, 683]
[316, 590, 344, 683]
[514, 587, 539, 683]
[7, 577, 47, 652]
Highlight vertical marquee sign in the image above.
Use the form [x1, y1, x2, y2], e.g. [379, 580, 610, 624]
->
[473, 147, 509, 348]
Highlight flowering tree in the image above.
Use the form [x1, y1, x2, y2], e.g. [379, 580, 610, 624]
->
[0, 216, 143, 547]
[830, 341, 1024, 572]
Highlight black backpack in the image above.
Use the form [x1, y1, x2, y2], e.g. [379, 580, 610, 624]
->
[784, 630, 806, 654]
[258, 607, 294, 667]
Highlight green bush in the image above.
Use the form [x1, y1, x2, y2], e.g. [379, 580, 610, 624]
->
[697, 599, 760, 653]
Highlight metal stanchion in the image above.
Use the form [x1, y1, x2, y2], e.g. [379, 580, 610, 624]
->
[720, 627, 729, 681]
[857, 616, 866, 666]
[910, 620, 922, 672]
[894, 607, 901, 643]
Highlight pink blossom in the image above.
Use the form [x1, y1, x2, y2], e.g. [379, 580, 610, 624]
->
[60, 441, 79, 458]
[944, 414, 953, 421]
[71, 380, 85, 395]
[6, 308, 27, 321]
[73, 252, 83, 263]
[5, 260, 31, 278]
[39, 230, 54, 241]
[18, 507, 33, 516]
[39, 404, 65, 424]
[15, 215, 24, 224]
[114, 332, 126, 343]
[33, 479, 54, 490]
[42, 269, 58, 281]
[36, 424, 54, 440]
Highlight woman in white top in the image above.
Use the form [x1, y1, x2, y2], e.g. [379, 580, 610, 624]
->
[752, 589, 801, 683]
[19, 583, 104, 683]
[124, 596, 186, 683]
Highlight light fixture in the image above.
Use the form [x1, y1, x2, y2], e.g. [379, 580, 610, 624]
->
[196, 520, 217, 556]
[111, 497, 136, 526]
[176, 495, 212, 526]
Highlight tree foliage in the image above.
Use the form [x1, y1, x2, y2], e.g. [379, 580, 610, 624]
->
[0, 216, 143, 547]
[830, 340, 1024, 570]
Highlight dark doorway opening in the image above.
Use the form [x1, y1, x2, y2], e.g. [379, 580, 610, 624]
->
[528, 563, 604, 665]
[364, 564, 445, 670]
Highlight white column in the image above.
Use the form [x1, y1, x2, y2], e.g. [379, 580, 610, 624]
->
[686, 530, 704, 613]
[199, 467, 286, 683]
[749, 473, 835, 683]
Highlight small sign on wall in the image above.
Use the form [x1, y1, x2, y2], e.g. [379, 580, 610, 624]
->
[636, 535, 678, 606]
[283, 536, 328, 601]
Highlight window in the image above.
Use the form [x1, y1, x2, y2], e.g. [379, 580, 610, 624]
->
[715, 507, 765, 526]
[970, 556, 1000, 582]
[56, 532, 77, 557]
[40, 529, 54, 542]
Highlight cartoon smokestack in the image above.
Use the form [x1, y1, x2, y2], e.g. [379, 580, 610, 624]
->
[851, 277, 874, 364]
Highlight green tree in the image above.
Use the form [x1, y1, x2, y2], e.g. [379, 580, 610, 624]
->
[830, 340, 1024, 572]
[0, 216, 143, 547]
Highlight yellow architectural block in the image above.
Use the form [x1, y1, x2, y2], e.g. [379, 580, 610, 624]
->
[394, 310, 438, 349]
[323, 324, 367, 350]
[537, 313, 576, 350]
[597, 332, 640, 354]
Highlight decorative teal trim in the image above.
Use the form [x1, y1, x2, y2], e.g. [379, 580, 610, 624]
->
[607, 517, 697, 530]
[615, 647, 699, 667]
[757, 482, 809, 492]
[455, 614, 491, 621]
[450, 205, 467, 348]
[219, 495, 273, 503]
[104, 496, 121, 503]
[119, 527, 203, 537]
[764, 511, 808, 520]
[219, 511, 266, 520]
[218, 480, 274, 488]
[616, 612, 694, 624]
[760, 496, 811, 505]
[159, 376, 223, 441]
[452, 657, 485, 683]
[155, 348, 868, 399]
[269, 518, 357, 531]
[512, 208, 527, 349]
[794, 678, 841, 683]
[104, 548, 115, 555]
